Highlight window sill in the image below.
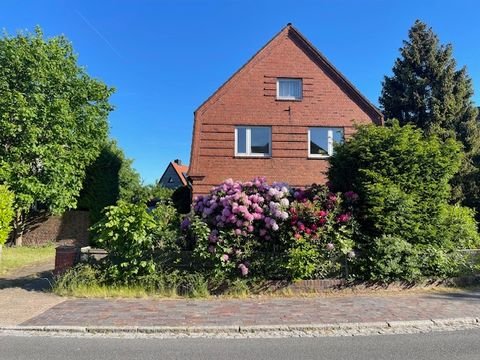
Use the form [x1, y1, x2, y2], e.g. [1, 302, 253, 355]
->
[275, 98, 302, 102]
[308, 155, 330, 160]
[235, 155, 272, 159]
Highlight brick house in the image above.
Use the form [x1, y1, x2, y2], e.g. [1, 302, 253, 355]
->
[158, 159, 189, 189]
[188, 24, 383, 195]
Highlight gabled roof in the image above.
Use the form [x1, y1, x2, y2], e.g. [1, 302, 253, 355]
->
[171, 161, 189, 186]
[195, 23, 383, 124]
[159, 161, 189, 187]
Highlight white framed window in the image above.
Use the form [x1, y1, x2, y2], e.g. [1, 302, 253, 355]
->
[235, 126, 271, 157]
[308, 127, 344, 158]
[277, 78, 302, 100]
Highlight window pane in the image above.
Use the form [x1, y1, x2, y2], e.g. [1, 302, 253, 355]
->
[310, 128, 329, 156]
[279, 82, 287, 97]
[278, 79, 302, 99]
[250, 127, 270, 154]
[290, 80, 301, 98]
[237, 128, 246, 154]
[332, 128, 344, 146]
[332, 129, 343, 144]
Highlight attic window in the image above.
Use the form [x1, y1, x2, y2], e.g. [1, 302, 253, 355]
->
[277, 78, 302, 100]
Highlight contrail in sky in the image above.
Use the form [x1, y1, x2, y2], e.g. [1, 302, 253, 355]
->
[74, 9, 123, 59]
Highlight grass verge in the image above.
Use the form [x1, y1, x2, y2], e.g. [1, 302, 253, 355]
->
[53, 284, 180, 298]
[0, 244, 56, 276]
[53, 264, 479, 300]
[52, 264, 211, 299]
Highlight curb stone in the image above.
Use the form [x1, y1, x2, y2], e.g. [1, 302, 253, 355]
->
[1, 318, 479, 338]
[431, 317, 479, 326]
[386, 320, 434, 328]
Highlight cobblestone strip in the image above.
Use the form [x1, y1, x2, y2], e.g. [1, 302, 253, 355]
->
[21, 290, 480, 327]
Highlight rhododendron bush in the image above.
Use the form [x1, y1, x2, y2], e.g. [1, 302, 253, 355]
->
[183, 178, 359, 280]
[285, 184, 358, 279]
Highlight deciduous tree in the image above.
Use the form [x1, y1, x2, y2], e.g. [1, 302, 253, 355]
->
[0, 27, 114, 245]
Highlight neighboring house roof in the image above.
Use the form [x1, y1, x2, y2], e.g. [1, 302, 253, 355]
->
[171, 161, 189, 186]
[194, 23, 383, 124]
[158, 160, 189, 187]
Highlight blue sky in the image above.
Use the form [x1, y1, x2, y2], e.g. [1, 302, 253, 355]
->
[1, 0, 479, 184]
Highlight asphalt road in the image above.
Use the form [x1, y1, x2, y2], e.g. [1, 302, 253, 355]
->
[1, 330, 480, 360]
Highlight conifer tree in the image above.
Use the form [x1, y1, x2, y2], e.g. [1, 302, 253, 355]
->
[380, 20, 480, 211]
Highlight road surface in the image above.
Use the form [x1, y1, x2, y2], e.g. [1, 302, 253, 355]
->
[1, 329, 479, 359]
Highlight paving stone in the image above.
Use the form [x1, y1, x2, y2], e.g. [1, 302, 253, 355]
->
[21, 290, 480, 328]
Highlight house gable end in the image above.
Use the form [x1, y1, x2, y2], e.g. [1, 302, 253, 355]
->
[188, 24, 383, 190]
[194, 24, 382, 123]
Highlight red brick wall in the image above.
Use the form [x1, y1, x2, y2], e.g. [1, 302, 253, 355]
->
[189, 26, 381, 195]
[54, 246, 80, 275]
[22, 210, 90, 247]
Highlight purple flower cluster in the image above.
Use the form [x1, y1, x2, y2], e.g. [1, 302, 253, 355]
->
[185, 179, 360, 278]
[193, 177, 290, 241]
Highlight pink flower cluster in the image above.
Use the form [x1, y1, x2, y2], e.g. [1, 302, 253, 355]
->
[187, 179, 359, 278]
[288, 185, 357, 240]
[192, 177, 290, 277]
[193, 177, 290, 241]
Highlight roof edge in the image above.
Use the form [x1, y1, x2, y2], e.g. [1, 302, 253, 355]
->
[288, 25, 383, 123]
[194, 23, 291, 115]
[194, 23, 383, 124]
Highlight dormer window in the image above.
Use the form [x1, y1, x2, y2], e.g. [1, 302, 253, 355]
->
[277, 78, 302, 100]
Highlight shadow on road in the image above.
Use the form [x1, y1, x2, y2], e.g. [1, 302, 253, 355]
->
[0, 270, 54, 292]
[426, 289, 480, 302]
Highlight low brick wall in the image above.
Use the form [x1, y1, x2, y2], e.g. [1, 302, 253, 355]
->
[253, 279, 347, 293]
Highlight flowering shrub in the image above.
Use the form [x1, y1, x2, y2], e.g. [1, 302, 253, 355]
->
[284, 184, 358, 279]
[184, 179, 359, 280]
[189, 177, 290, 278]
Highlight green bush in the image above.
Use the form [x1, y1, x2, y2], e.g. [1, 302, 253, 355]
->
[91, 200, 182, 282]
[329, 121, 462, 244]
[0, 185, 14, 246]
[366, 235, 421, 282]
[144, 184, 174, 205]
[329, 121, 479, 280]
[151, 202, 181, 248]
[92, 202, 159, 281]
[438, 204, 480, 249]
[285, 238, 319, 280]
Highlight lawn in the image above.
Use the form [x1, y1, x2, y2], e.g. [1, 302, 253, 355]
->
[0, 244, 56, 276]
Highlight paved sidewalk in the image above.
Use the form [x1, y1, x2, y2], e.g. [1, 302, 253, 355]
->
[21, 289, 480, 327]
[0, 259, 65, 326]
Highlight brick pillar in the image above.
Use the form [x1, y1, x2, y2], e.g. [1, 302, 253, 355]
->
[54, 246, 79, 275]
